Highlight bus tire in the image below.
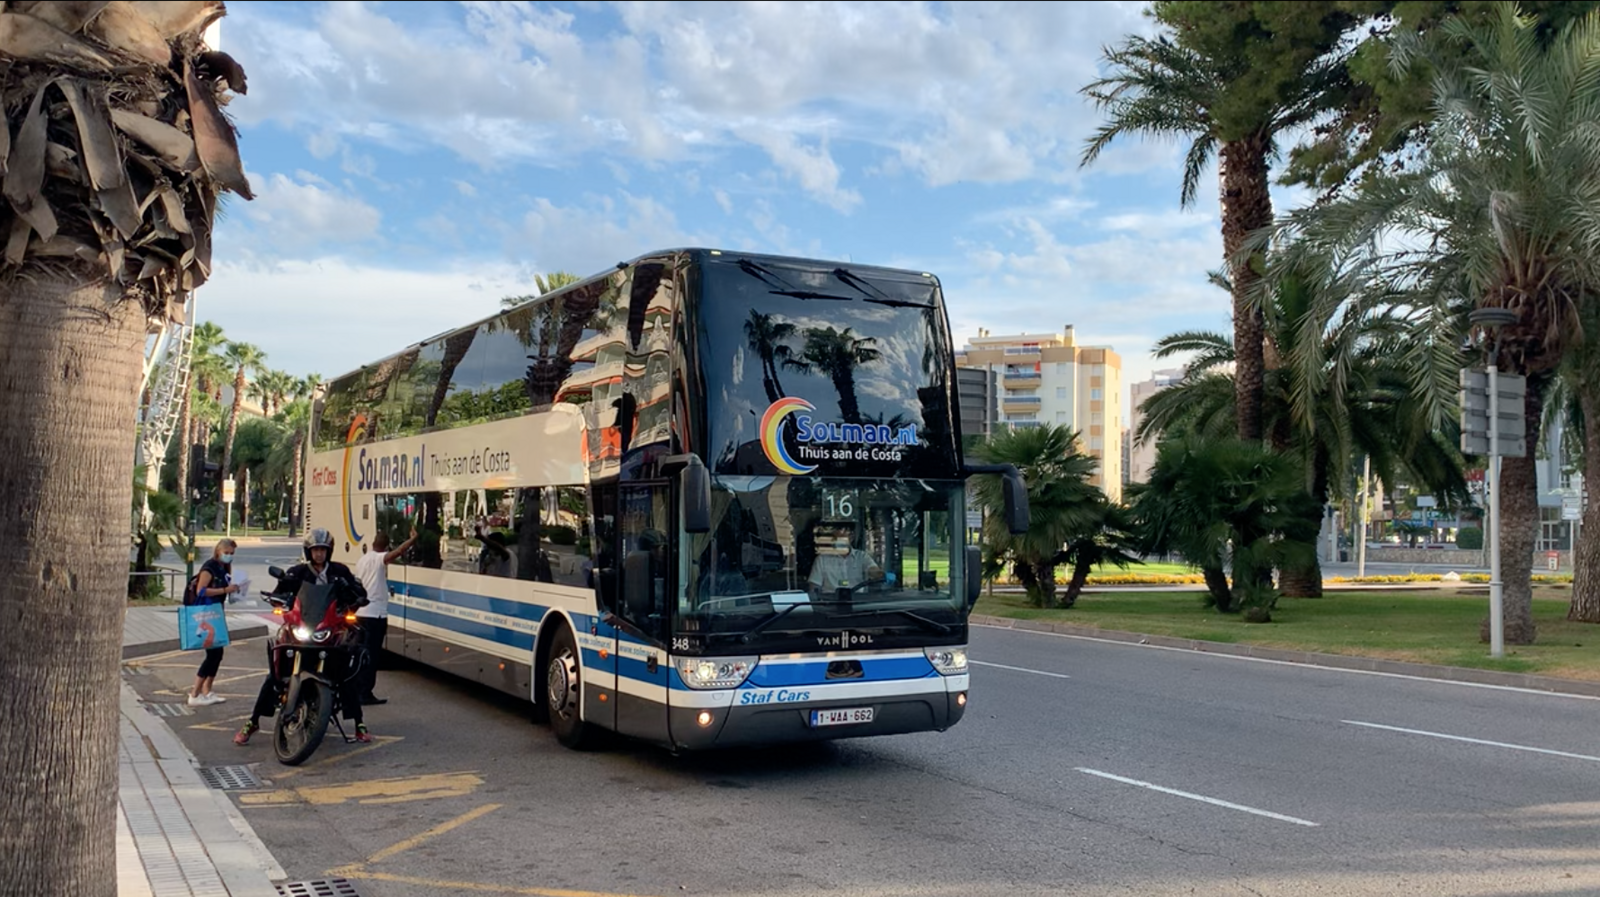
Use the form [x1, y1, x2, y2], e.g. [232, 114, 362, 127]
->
[546, 624, 599, 750]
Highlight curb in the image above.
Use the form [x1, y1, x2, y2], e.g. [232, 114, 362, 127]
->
[970, 614, 1600, 699]
[120, 681, 286, 894]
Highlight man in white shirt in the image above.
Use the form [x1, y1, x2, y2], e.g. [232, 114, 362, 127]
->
[808, 521, 883, 596]
[354, 526, 418, 705]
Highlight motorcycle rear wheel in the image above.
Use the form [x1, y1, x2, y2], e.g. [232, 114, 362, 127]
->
[274, 678, 333, 766]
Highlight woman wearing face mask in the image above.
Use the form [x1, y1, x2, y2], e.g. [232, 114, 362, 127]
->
[188, 538, 241, 706]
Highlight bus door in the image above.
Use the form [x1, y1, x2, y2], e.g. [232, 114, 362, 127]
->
[612, 481, 674, 741]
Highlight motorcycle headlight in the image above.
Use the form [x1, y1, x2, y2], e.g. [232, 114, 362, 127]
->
[292, 624, 312, 642]
[313, 629, 332, 642]
[925, 646, 968, 675]
[672, 656, 757, 690]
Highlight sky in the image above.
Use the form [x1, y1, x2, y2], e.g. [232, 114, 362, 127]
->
[202, 0, 1311, 425]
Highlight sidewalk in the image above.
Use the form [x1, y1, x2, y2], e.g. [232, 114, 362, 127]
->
[117, 680, 284, 896]
[123, 605, 278, 660]
[119, 605, 288, 896]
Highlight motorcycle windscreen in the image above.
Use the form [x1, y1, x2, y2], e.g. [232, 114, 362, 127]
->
[294, 583, 336, 627]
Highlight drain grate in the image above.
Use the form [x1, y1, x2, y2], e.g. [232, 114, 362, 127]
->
[276, 880, 363, 897]
[145, 703, 194, 717]
[197, 764, 262, 791]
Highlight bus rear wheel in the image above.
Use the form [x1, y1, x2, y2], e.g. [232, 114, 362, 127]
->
[546, 625, 599, 750]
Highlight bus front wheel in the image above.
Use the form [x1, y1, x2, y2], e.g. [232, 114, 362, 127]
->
[546, 625, 600, 750]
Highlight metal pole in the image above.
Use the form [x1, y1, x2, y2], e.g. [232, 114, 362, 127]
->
[1357, 455, 1370, 578]
[1488, 361, 1505, 658]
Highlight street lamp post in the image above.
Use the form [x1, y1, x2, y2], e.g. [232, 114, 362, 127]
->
[1469, 307, 1519, 659]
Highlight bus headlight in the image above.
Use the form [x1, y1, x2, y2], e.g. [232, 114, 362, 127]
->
[925, 647, 968, 675]
[673, 656, 757, 690]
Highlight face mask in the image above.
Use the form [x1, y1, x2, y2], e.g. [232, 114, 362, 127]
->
[220, 553, 234, 564]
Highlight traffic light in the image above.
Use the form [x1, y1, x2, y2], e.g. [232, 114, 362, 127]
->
[189, 444, 220, 497]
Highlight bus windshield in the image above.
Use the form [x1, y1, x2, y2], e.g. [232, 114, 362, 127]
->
[681, 476, 966, 648]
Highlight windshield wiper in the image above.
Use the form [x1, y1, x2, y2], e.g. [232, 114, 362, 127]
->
[832, 268, 934, 309]
[770, 290, 851, 302]
[738, 599, 847, 644]
[838, 608, 953, 635]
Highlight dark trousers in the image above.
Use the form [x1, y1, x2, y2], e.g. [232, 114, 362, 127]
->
[196, 647, 224, 679]
[250, 649, 365, 725]
[356, 616, 388, 699]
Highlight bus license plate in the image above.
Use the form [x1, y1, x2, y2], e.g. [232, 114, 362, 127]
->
[810, 707, 874, 727]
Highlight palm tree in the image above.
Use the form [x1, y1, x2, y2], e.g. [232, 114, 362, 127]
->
[1137, 270, 1470, 596]
[501, 271, 583, 310]
[1130, 437, 1320, 616]
[1080, 5, 1355, 444]
[784, 326, 881, 423]
[1056, 501, 1142, 608]
[246, 372, 273, 418]
[176, 321, 227, 507]
[265, 399, 314, 536]
[744, 311, 799, 403]
[0, 5, 250, 889]
[971, 425, 1104, 608]
[1271, 3, 1600, 643]
[217, 341, 266, 529]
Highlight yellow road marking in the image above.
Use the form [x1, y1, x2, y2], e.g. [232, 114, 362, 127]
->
[240, 771, 481, 807]
[272, 735, 403, 780]
[327, 867, 661, 897]
[366, 803, 501, 864]
[187, 713, 252, 732]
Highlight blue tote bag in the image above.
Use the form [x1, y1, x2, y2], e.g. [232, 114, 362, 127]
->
[178, 601, 230, 651]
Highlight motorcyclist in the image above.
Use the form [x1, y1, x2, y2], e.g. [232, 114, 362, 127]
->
[235, 528, 373, 745]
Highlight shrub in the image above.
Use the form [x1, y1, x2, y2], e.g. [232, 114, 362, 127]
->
[546, 525, 578, 546]
[1455, 527, 1484, 550]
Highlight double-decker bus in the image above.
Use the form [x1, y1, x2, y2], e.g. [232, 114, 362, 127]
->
[305, 249, 1026, 750]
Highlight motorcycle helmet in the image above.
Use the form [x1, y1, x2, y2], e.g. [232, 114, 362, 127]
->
[304, 527, 335, 561]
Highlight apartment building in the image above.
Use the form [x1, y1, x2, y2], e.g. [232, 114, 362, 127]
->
[1127, 367, 1186, 484]
[956, 326, 1122, 502]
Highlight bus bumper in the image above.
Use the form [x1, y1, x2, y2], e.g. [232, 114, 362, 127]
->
[667, 677, 968, 750]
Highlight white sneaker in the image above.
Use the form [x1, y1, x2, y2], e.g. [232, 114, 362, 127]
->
[205, 693, 227, 704]
[186, 694, 207, 706]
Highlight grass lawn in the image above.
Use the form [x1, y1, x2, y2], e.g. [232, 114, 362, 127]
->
[1112, 560, 1198, 577]
[973, 585, 1600, 681]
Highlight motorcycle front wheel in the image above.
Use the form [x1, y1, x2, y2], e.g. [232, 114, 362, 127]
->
[274, 677, 333, 766]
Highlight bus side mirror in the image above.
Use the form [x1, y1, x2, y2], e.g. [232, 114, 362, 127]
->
[965, 545, 982, 608]
[682, 457, 711, 534]
[1002, 468, 1029, 535]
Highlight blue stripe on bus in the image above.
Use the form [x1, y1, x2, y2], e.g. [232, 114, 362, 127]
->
[742, 656, 937, 687]
[392, 581, 549, 621]
[401, 605, 535, 652]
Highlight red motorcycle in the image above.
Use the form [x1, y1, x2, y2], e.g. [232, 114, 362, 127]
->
[262, 565, 368, 765]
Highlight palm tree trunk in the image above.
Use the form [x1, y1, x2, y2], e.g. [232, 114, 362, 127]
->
[836, 372, 861, 423]
[1492, 375, 1547, 645]
[216, 370, 245, 530]
[1013, 560, 1042, 607]
[0, 275, 146, 894]
[1570, 388, 1600, 623]
[1033, 560, 1058, 609]
[1203, 565, 1234, 613]
[174, 390, 191, 516]
[1219, 136, 1272, 445]
[1280, 453, 1329, 599]
[289, 436, 304, 537]
[1062, 557, 1092, 608]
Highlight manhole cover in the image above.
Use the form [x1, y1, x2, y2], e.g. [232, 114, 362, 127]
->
[197, 765, 262, 791]
[276, 880, 363, 897]
[145, 703, 193, 717]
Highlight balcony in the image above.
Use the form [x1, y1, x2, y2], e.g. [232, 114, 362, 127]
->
[1002, 371, 1042, 388]
[1002, 346, 1041, 363]
[1002, 395, 1042, 413]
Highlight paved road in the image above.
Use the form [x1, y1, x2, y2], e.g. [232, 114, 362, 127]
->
[124, 620, 1600, 897]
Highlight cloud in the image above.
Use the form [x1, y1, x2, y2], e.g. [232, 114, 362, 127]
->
[451, 179, 478, 197]
[236, 172, 381, 252]
[197, 256, 531, 378]
[516, 193, 704, 275]
[225, 0, 1175, 202]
